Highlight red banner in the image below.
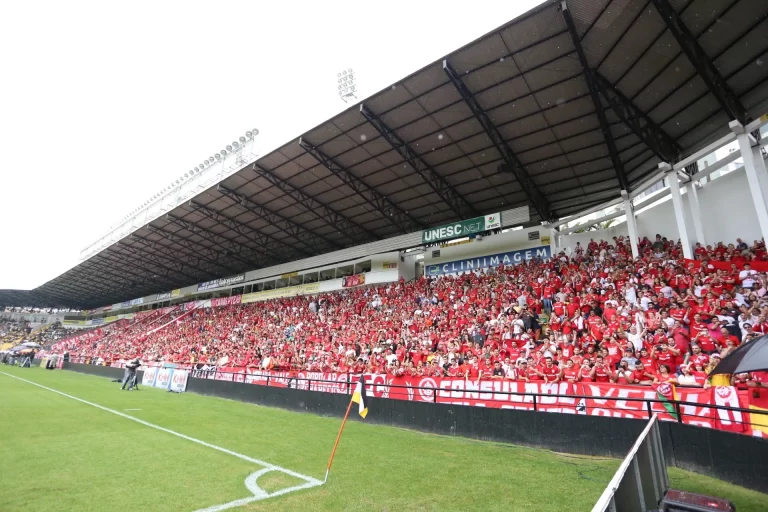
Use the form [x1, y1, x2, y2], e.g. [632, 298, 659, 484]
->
[199, 368, 766, 435]
[342, 274, 366, 288]
[210, 295, 242, 308]
[684, 258, 768, 272]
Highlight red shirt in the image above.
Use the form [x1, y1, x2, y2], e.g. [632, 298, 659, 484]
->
[593, 364, 611, 382]
[541, 365, 559, 381]
[562, 368, 579, 382]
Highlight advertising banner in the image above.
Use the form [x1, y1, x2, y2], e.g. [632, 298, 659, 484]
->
[241, 283, 321, 304]
[426, 245, 552, 276]
[210, 295, 242, 308]
[171, 289, 182, 298]
[342, 274, 365, 288]
[421, 213, 501, 244]
[154, 367, 173, 390]
[130, 298, 144, 306]
[156, 292, 172, 301]
[169, 370, 189, 392]
[197, 273, 246, 292]
[188, 368, 761, 436]
[142, 366, 158, 387]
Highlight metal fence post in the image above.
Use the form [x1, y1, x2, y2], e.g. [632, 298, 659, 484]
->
[533, 394, 537, 411]
[646, 400, 653, 419]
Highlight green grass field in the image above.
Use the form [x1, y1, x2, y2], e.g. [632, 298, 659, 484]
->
[1, 367, 765, 511]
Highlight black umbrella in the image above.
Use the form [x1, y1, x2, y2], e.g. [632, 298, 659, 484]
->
[709, 334, 768, 375]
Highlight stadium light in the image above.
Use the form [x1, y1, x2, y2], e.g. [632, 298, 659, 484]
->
[337, 67, 357, 103]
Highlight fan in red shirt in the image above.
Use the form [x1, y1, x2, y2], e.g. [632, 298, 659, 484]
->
[538, 357, 560, 383]
[561, 359, 579, 383]
[592, 356, 612, 383]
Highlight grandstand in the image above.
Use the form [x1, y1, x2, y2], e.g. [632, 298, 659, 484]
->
[3, 1, 768, 510]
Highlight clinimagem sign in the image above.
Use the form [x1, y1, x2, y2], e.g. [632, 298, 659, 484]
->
[425, 246, 551, 276]
[421, 213, 501, 244]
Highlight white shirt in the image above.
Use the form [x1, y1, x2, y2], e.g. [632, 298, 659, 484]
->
[627, 332, 644, 352]
[739, 269, 757, 280]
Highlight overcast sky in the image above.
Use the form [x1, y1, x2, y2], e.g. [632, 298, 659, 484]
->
[0, 0, 540, 291]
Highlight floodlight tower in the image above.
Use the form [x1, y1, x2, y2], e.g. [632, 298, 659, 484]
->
[337, 68, 357, 103]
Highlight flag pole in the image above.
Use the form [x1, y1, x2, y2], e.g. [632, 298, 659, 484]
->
[325, 395, 355, 483]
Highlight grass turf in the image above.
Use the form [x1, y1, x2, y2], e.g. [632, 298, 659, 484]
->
[0, 367, 764, 511]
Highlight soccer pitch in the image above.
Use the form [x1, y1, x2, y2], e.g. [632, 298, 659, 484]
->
[1, 368, 766, 512]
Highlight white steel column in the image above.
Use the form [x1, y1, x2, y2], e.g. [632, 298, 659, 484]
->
[731, 121, 768, 243]
[621, 190, 640, 259]
[686, 181, 706, 247]
[664, 164, 693, 259]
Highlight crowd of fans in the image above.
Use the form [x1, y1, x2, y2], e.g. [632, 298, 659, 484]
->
[53, 234, 768, 389]
[0, 320, 29, 346]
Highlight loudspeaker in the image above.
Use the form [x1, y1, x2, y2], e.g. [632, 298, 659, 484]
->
[660, 490, 735, 512]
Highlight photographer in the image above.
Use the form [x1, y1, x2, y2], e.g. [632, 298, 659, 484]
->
[120, 358, 141, 391]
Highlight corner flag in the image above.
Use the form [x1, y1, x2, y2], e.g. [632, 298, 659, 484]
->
[351, 375, 368, 418]
[325, 375, 370, 482]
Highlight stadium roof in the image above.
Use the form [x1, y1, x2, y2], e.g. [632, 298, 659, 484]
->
[4, 0, 768, 310]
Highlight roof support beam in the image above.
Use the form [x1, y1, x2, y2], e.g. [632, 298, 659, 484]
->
[118, 239, 212, 282]
[165, 214, 272, 270]
[443, 59, 554, 222]
[561, 0, 630, 192]
[67, 266, 137, 291]
[216, 185, 337, 255]
[252, 164, 379, 245]
[143, 225, 240, 276]
[92, 252, 178, 285]
[650, 0, 749, 125]
[87, 256, 176, 290]
[359, 104, 478, 220]
[104, 252, 189, 287]
[591, 72, 681, 163]
[187, 201, 299, 265]
[299, 138, 422, 234]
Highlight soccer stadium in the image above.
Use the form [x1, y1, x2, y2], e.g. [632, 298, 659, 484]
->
[4, 0, 768, 510]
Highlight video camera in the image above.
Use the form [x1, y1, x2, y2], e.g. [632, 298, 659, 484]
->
[125, 359, 141, 370]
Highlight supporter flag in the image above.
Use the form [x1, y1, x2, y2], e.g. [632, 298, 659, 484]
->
[351, 375, 369, 419]
[711, 386, 747, 433]
[748, 389, 768, 437]
[653, 383, 679, 421]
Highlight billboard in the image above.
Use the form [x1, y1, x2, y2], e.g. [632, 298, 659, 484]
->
[425, 245, 551, 276]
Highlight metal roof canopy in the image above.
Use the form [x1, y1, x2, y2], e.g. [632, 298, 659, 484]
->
[4, 0, 768, 310]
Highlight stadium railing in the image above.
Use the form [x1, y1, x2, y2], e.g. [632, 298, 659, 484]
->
[591, 415, 668, 512]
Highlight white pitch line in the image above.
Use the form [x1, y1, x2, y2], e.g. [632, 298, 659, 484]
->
[0, 371, 323, 511]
